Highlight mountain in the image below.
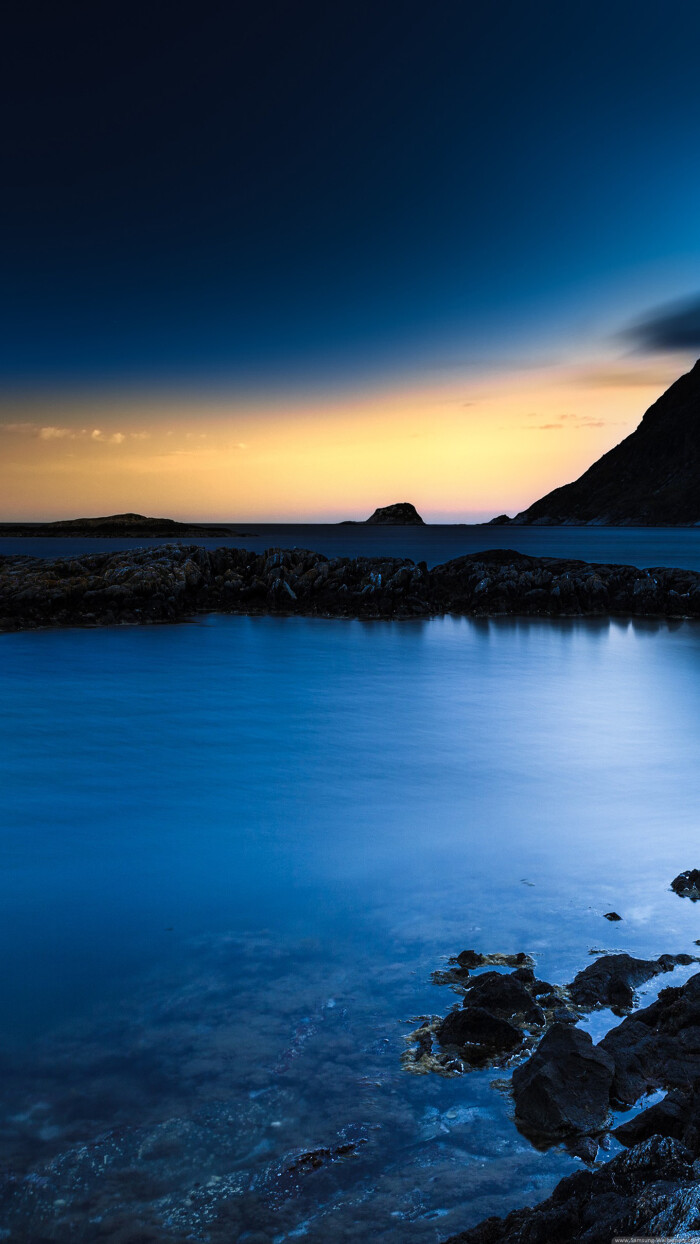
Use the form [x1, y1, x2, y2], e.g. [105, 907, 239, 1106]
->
[341, 502, 425, 525]
[502, 360, 700, 525]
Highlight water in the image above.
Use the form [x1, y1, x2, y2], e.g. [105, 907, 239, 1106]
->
[2, 522, 700, 571]
[2, 614, 700, 1240]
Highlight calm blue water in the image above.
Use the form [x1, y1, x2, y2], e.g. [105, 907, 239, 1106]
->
[2, 614, 700, 1240]
[2, 522, 700, 570]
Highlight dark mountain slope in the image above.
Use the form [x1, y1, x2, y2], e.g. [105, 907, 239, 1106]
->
[509, 359, 700, 525]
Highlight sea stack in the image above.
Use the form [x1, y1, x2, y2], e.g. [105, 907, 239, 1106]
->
[363, 502, 425, 525]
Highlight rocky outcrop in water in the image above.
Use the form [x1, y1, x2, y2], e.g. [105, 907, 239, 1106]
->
[445, 1136, 700, 1244]
[442, 965, 700, 1243]
[3, 545, 700, 631]
[342, 501, 425, 525]
[672, 869, 700, 899]
[600, 971, 700, 1106]
[511, 1024, 615, 1139]
[568, 952, 695, 1013]
[502, 358, 700, 525]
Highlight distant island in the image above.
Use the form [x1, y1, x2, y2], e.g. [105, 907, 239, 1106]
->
[490, 359, 700, 525]
[0, 513, 255, 538]
[341, 502, 425, 525]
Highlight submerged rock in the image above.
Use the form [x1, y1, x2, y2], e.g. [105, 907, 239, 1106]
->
[671, 869, 700, 899]
[511, 1024, 615, 1139]
[445, 1136, 700, 1244]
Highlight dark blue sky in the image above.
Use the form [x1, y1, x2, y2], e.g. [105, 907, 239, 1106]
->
[4, 0, 700, 388]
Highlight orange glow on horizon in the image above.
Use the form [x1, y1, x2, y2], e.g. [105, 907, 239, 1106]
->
[0, 358, 682, 522]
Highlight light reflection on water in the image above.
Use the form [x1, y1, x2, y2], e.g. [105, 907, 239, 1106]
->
[1, 615, 700, 1240]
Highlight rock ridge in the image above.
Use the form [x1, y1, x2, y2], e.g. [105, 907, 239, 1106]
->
[3, 545, 700, 631]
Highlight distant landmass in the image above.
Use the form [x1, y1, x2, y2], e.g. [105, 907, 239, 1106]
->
[492, 359, 700, 526]
[0, 513, 253, 538]
[341, 502, 425, 525]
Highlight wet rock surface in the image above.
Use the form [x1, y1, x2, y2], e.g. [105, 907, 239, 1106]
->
[600, 971, 700, 1106]
[568, 952, 696, 1013]
[613, 1082, 700, 1152]
[402, 944, 700, 1239]
[511, 1024, 615, 1139]
[445, 1136, 700, 1244]
[672, 868, 700, 899]
[3, 544, 700, 631]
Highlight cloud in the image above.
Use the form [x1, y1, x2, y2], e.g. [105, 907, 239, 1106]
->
[570, 366, 677, 388]
[623, 295, 700, 354]
[90, 429, 125, 444]
[40, 426, 73, 439]
[522, 413, 618, 431]
[0, 421, 35, 433]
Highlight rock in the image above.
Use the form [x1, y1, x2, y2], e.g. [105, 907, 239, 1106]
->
[600, 971, 700, 1105]
[437, 1006, 524, 1059]
[512, 1024, 615, 1138]
[363, 502, 425, 525]
[4, 544, 700, 633]
[444, 1136, 700, 1244]
[455, 950, 533, 970]
[671, 869, 700, 899]
[603, 911, 622, 921]
[568, 952, 691, 1013]
[460, 970, 546, 1026]
[613, 1083, 700, 1152]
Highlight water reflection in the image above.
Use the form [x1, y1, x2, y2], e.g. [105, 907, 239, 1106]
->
[1, 615, 700, 1240]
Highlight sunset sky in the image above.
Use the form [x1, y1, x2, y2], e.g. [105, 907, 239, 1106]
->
[3, 1, 700, 521]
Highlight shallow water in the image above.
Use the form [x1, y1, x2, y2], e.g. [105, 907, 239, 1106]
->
[2, 521, 700, 571]
[2, 615, 700, 1241]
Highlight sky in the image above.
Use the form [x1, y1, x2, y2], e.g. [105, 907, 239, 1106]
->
[3, 0, 700, 521]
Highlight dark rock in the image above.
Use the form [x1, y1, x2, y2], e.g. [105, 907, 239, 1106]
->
[355, 502, 424, 525]
[0, 512, 246, 538]
[600, 971, 700, 1105]
[437, 1006, 524, 1058]
[603, 911, 622, 921]
[512, 1024, 615, 1138]
[461, 971, 546, 1026]
[568, 952, 690, 1012]
[566, 1134, 599, 1163]
[444, 1136, 700, 1244]
[509, 358, 700, 525]
[4, 543, 700, 633]
[613, 1084, 700, 1151]
[671, 869, 700, 899]
[455, 950, 533, 970]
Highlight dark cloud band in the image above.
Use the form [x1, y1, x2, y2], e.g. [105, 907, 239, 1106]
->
[625, 296, 700, 352]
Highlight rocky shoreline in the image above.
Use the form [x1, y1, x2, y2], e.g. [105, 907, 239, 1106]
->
[3, 544, 700, 632]
[408, 879, 700, 1243]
